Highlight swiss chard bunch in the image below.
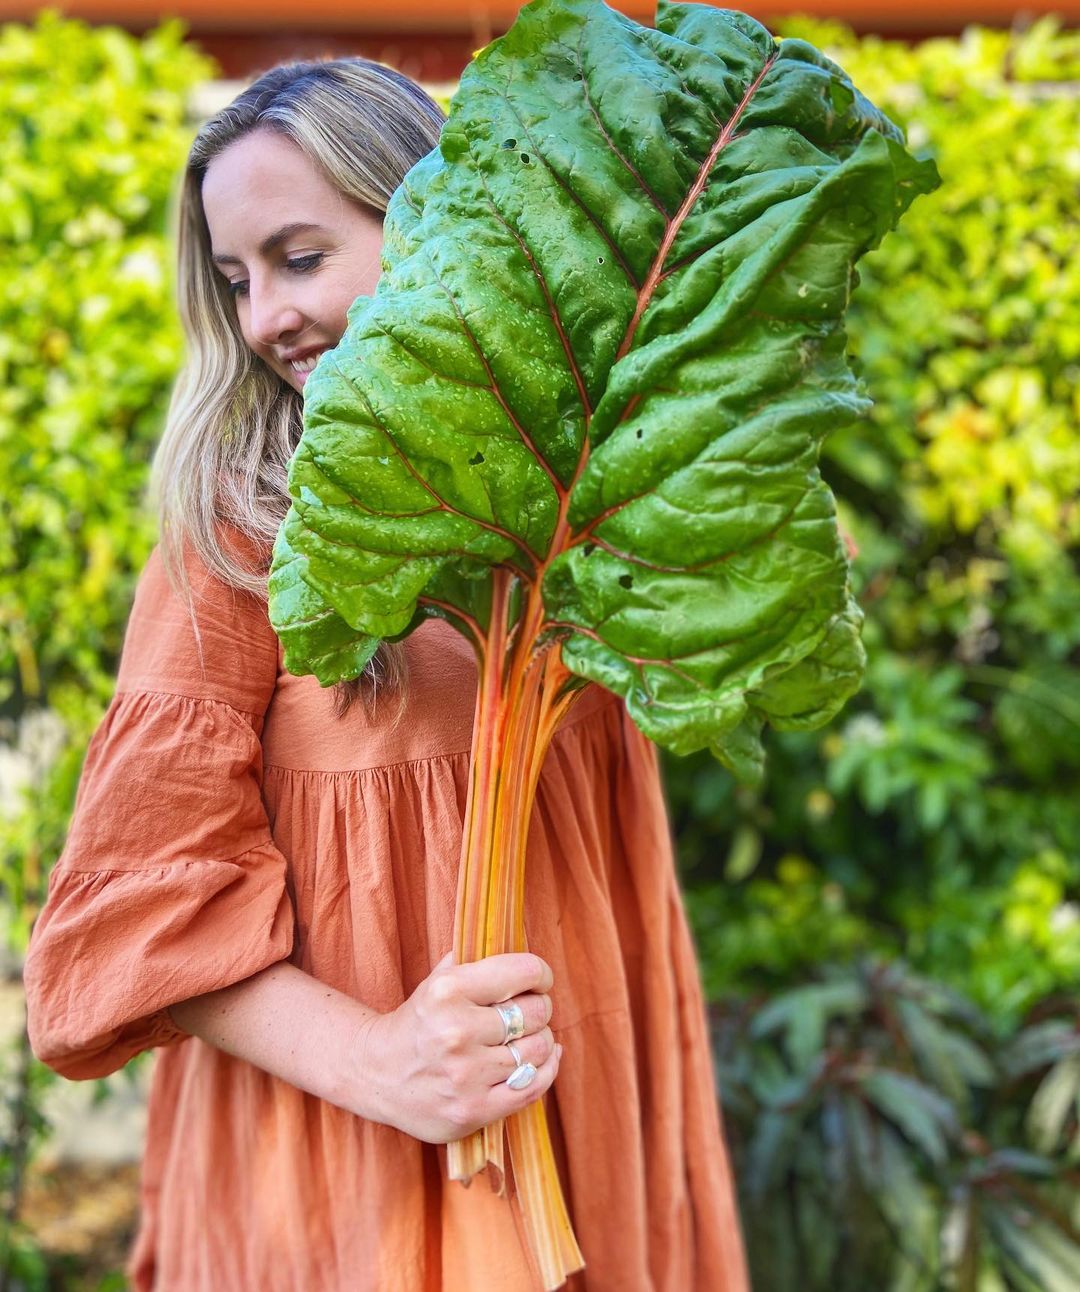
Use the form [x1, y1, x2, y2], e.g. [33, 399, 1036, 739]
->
[267, 1, 939, 1284]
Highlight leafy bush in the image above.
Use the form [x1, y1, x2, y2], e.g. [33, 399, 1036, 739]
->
[0, 10, 215, 1276]
[671, 17, 1080, 1028]
[0, 8, 213, 934]
[714, 959, 1080, 1290]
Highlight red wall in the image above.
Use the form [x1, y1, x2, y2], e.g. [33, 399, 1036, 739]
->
[1, 0, 1074, 79]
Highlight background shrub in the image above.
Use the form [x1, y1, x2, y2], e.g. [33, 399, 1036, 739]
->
[672, 16, 1080, 1030]
[0, 10, 213, 942]
[0, 12, 214, 1279]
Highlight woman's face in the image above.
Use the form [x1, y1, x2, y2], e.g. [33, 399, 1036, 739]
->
[202, 128, 385, 393]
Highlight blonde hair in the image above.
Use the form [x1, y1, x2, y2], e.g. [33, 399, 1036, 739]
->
[150, 58, 446, 715]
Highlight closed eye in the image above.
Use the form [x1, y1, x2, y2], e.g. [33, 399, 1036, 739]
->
[286, 253, 324, 275]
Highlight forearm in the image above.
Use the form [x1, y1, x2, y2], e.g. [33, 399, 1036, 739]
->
[167, 962, 384, 1121]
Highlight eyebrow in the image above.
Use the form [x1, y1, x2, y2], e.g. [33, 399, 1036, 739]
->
[211, 222, 327, 267]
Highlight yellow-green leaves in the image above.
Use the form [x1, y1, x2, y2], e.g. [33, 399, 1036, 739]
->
[270, 0, 938, 781]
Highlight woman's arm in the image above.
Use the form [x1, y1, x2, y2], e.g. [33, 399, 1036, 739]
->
[167, 962, 386, 1120]
[166, 952, 562, 1144]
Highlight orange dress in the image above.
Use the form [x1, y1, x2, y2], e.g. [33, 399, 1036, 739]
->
[23, 532, 750, 1292]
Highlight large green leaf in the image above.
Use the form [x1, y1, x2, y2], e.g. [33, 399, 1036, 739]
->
[269, 0, 939, 780]
[268, 519, 381, 685]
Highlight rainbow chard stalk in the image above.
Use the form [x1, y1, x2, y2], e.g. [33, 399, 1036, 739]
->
[266, 0, 939, 1284]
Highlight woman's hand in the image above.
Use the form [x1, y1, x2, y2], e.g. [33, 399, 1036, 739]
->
[356, 950, 563, 1144]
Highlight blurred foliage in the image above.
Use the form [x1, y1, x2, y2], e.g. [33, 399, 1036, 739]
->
[671, 15, 1080, 1031]
[0, 8, 214, 938]
[713, 958, 1080, 1291]
[0, 11, 215, 1285]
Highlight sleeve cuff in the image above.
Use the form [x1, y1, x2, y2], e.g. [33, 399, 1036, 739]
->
[24, 843, 295, 1080]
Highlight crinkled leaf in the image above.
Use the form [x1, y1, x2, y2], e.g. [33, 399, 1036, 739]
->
[270, 0, 939, 780]
[267, 515, 380, 685]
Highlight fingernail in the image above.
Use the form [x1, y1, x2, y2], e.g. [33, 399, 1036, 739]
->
[556, 1043, 564, 1060]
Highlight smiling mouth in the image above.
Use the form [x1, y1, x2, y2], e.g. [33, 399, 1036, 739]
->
[289, 352, 325, 375]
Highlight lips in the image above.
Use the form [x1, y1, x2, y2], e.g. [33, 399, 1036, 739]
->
[289, 351, 325, 375]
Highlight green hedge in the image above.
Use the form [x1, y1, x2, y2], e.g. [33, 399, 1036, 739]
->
[672, 16, 1080, 1029]
[0, 11, 215, 951]
[0, 14, 214, 1281]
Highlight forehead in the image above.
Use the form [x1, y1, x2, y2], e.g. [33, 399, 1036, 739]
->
[202, 131, 343, 250]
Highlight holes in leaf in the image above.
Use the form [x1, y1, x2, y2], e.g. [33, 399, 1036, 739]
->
[468, 451, 485, 465]
[520, 153, 531, 164]
[582, 542, 596, 557]
[618, 574, 633, 590]
[501, 137, 517, 149]
[572, 72, 583, 81]
[597, 256, 605, 265]
[635, 428, 643, 439]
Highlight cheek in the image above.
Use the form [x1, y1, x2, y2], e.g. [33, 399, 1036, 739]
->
[322, 287, 363, 339]
[344, 253, 383, 309]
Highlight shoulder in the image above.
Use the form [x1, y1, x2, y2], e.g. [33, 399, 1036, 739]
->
[116, 523, 280, 716]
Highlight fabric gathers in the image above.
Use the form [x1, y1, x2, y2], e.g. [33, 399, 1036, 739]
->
[23, 532, 751, 1291]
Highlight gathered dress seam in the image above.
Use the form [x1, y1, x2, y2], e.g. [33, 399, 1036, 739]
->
[262, 691, 623, 777]
[58, 840, 280, 880]
[113, 686, 264, 720]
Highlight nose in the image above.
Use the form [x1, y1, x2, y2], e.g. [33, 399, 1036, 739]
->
[246, 274, 306, 348]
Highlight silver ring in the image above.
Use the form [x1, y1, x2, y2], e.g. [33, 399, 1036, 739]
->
[493, 1001, 525, 1044]
[506, 1062, 537, 1091]
[507, 1043, 522, 1067]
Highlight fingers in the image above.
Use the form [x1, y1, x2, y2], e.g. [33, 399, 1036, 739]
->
[469, 991, 551, 1046]
[442, 952, 553, 1005]
[484, 1026, 556, 1086]
[478, 1039, 563, 1125]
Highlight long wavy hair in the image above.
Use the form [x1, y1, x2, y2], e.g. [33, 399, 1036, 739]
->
[150, 58, 446, 715]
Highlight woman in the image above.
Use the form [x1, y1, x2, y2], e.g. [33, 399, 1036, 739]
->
[23, 57, 750, 1291]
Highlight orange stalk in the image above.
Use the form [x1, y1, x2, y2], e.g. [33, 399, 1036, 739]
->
[448, 567, 585, 1288]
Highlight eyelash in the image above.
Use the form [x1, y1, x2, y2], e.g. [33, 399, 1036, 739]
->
[227, 253, 323, 298]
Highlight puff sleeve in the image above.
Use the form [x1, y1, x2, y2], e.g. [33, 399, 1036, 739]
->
[23, 531, 296, 1079]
